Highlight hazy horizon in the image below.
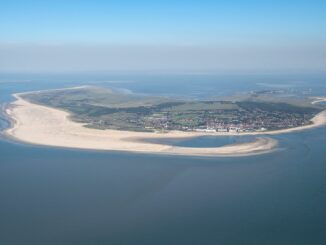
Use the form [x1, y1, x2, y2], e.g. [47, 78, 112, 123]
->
[1, 0, 326, 73]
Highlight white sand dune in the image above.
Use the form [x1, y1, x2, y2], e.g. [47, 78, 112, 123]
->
[4, 92, 325, 157]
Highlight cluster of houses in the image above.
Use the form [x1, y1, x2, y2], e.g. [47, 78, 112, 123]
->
[193, 126, 267, 133]
[134, 107, 311, 133]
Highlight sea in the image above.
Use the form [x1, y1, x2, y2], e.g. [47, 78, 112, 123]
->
[1, 73, 326, 245]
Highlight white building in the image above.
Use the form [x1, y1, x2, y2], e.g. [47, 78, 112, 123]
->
[217, 127, 228, 132]
[228, 127, 240, 133]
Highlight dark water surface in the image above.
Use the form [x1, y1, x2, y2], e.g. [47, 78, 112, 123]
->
[1, 74, 326, 245]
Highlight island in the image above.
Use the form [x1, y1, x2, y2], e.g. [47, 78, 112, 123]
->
[4, 86, 326, 156]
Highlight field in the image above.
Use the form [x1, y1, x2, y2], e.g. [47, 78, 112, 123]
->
[21, 87, 324, 132]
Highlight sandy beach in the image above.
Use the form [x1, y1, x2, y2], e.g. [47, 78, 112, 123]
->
[311, 97, 326, 105]
[4, 92, 325, 156]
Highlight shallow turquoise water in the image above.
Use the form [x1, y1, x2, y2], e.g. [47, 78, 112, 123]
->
[1, 74, 326, 245]
[142, 135, 256, 148]
[318, 101, 326, 106]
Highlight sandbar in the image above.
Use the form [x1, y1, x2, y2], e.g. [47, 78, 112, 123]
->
[311, 97, 326, 105]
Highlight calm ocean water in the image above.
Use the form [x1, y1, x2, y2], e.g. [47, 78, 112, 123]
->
[1, 73, 326, 245]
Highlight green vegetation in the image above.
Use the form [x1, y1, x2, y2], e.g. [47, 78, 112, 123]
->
[22, 87, 324, 132]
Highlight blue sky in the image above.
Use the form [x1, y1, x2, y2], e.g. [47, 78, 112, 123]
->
[0, 0, 325, 72]
[1, 0, 326, 44]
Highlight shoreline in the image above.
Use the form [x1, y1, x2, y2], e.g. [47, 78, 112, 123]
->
[3, 91, 326, 156]
[311, 97, 326, 105]
[3, 93, 284, 157]
[9, 91, 326, 136]
[0, 102, 14, 136]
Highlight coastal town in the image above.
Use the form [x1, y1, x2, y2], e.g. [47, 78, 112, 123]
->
[141, 104, 317, 133]
[20, 87, 323, 133]
[87, 101, 320, 133]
